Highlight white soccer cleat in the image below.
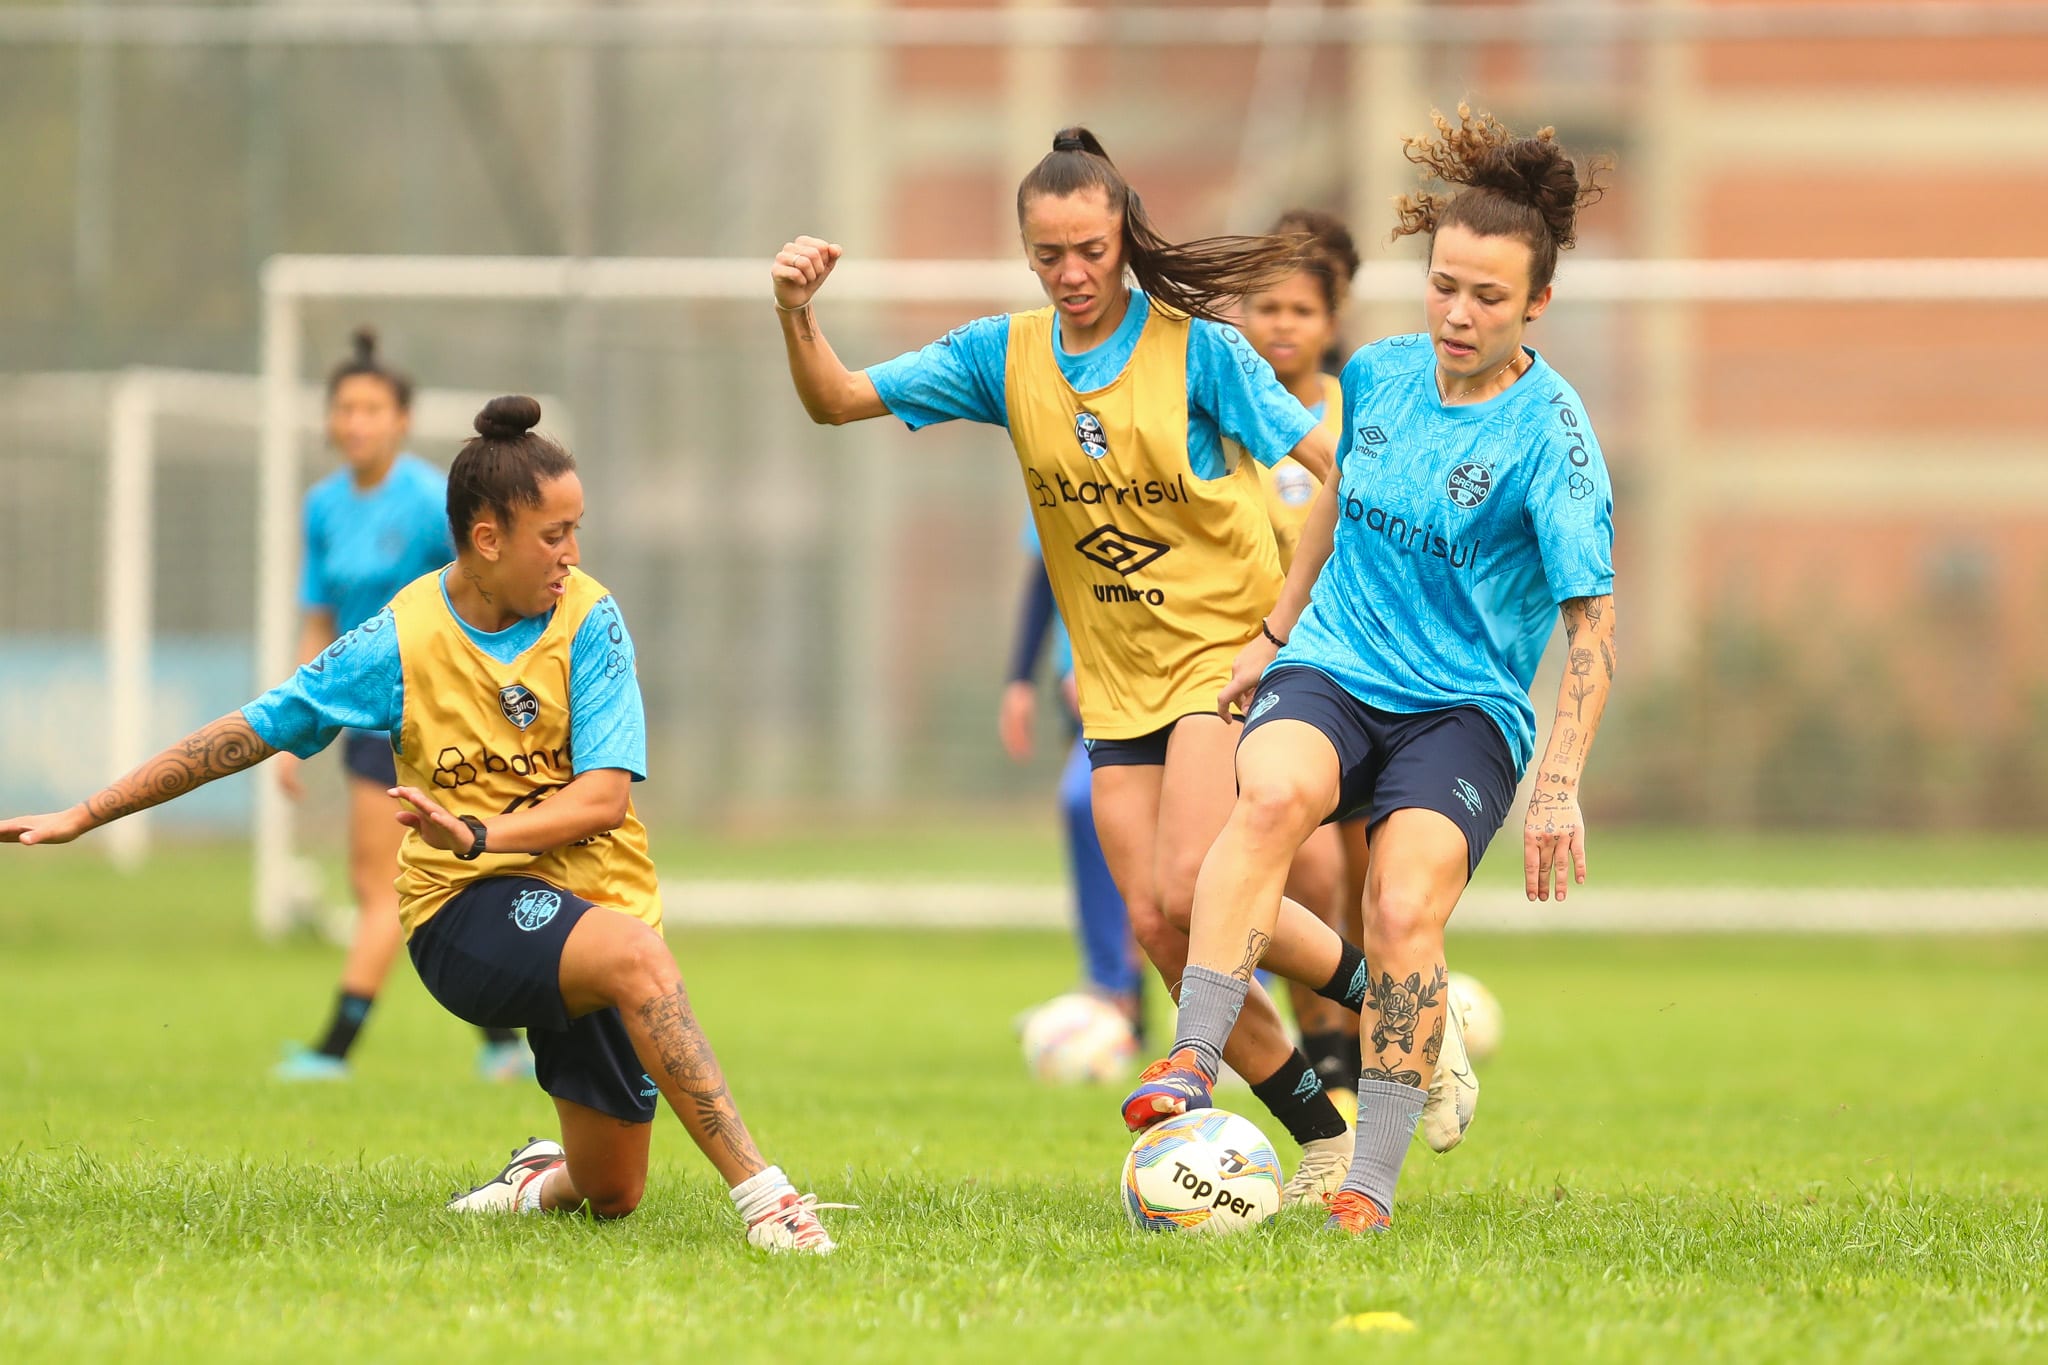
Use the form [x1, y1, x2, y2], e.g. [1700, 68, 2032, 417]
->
[446, 1136, 565, 1213]
[1421, 995, 1479, 1153]
[742, 1189, 853, 1255]
[1279, 1131, 1353, 1206]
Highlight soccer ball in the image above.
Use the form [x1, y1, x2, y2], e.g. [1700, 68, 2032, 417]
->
[1447, 971, 1504, 1061]
[1121, 1108, 1283, 1234]
[1020, 993, 1136, 1084]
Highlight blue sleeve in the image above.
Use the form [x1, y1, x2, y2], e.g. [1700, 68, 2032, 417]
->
[568, 595, 647, 781]
[1331, 346, 1374, 473]
[1006, 561, 1057, 685]
[1186, 321, 1319, 469]
[865, 314, 1011, 430]
[298, 492, 333, 613]
[242, 609, 403, 758]
[1525, 407, 1616, 603]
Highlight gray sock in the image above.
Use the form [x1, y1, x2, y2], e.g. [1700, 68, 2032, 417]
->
[1339, 1078, 1427, 1215]
[1171, 966, 1250, 1082]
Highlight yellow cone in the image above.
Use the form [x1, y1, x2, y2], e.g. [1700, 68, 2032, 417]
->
[1333, 1312, 1416, 1334]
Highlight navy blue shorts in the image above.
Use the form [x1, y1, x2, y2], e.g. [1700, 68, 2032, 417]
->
[1083, 713, 1219, 770]
[408, 877, 658, 1124]
[341, 730, 397, 786]
[1239, 666, 1518, 878]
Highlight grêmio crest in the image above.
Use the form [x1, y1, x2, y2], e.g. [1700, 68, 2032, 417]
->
[1074, 410, 1109, 460]
[499, 683, 540, 731]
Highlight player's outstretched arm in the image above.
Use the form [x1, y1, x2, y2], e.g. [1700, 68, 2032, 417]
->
[771, 235, 889, 426]
[389, 768, 633, 859]
[1285, 421, 1336, 483]
[1523, 593, 1616, 903]
[0, 713, 277, 847]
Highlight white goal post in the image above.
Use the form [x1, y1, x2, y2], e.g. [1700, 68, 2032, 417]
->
[253, 252, 2048, 934]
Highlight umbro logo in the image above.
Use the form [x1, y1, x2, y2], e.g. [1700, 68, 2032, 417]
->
[1074, 524, 1170, 576]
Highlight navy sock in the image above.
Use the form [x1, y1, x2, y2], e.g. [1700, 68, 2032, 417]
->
[1249, 1049, 1351, 1144]
[315, 991, 374, 1060]
[1316, 940, 1371, 1011]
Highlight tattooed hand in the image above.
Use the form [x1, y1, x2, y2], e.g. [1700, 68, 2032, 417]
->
[5, 713, 274, 846]
[1524, 784, 1587, 902]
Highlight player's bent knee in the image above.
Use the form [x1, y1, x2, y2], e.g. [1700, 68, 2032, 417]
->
[1366, 886, 1443, 953]
[581, 1173, 645, 1220]
[1236, 777, 1320, 847]
[598, 924, 680, 1008]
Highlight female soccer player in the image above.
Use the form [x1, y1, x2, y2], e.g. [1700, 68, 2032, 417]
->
[2, 397, 841, 1253]
[273, 328, 528, 1083]
[1124, 107, 1617, 1235]
[774, 128, 1372, 1200]
[1237, 209, 1365, 1099]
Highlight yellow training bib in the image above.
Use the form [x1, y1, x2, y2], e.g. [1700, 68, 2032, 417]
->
[387, 568, 662, 936]
[1005, 304, 1283, 739]
[1253, 372, 1342, 572]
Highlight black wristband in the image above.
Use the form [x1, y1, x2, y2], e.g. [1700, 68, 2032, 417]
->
[1260, 618, 1288, 649]
[455, 814, 488, 861]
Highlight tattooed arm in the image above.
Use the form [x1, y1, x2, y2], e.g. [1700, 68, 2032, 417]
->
[1, 713, 276, 847]
[1524, 594, 1616, 902]
[771, 235, 890, 425]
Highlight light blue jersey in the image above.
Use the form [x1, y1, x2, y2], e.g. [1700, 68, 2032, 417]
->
[866, 289, 1318, 477]
[300, 454, 453, 634]
[244, 573, 647, 778]
[1278, 335, 1615, 770]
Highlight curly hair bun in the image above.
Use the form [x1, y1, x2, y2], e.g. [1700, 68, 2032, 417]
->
[474, 395, 543, 441]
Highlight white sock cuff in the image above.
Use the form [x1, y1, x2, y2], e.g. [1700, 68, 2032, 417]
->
[516, 1162, 558, 1214]
[730, 1164, 792, 1217]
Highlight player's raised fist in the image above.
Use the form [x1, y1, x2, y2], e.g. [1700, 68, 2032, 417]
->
[771, 236, 844, 311]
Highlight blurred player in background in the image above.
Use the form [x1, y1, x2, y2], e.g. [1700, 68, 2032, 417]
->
[272, 328, 529, 1084]
[1125, 107, 1617, 1235]
[3, 397, 842, 1253]
[1235, 209, 1366, 1103]
[998, 517, 1142, 1037]
[774, 127, 1378, 1201]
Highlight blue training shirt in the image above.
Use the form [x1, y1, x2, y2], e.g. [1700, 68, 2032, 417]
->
[243, 573, 648, 779]
[1017, 516, 1074, 679]
[300, 453, 453, 635]
[866, 289, 1319, 476]
[1277, 335, 1616, 771]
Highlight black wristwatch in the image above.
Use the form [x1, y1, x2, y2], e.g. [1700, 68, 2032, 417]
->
[455, 814, 488, 861]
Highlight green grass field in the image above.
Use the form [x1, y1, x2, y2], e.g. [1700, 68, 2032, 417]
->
[2, 840, 2045, 1363]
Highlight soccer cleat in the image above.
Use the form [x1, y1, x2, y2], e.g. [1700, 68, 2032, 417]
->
[271, 1044, 351, 1082]
[1279, 1132, 1354, 1206]
[1421, 996, 1479, 1153]
[1119, 1048, 1213, 1132]
[743, 1191, 854, 1255]
[477, 1039, 536, 1083]
[1323, 1189, 1391, 1235]
[446, 1136, 565, 1213]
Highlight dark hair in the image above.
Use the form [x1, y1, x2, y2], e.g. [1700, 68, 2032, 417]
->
[1016, 127, 1302, 324]
[326, 326, 415, 409]
[446, 396, 577, 544]
[1267, 208, 1360, 315]
[1391, 104, 1611, 296]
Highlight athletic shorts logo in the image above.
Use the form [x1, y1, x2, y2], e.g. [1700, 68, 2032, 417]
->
[1247, 691, 1281, 724]
[1074, 524, 1170, 575]
[1074, 411, 1109, 461]
[499, 684, 539, 731]
[1446, 463, 1493, 509]
[1453, 778, 1483, 816]
[509, 887, 563, 931]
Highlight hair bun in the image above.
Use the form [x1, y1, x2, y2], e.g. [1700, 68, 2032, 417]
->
[474, 395, 542, 440]
[350, 325, 378, 366]
[1051, 126, 1103, 156]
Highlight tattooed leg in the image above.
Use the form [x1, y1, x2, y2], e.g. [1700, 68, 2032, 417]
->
[556, 909, 767, 1187]
[627, 983, 767, 1185]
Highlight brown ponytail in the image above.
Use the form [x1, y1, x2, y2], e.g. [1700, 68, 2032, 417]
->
[1017, 126, 1302, 324]
[1391, 104, 1611, 295]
